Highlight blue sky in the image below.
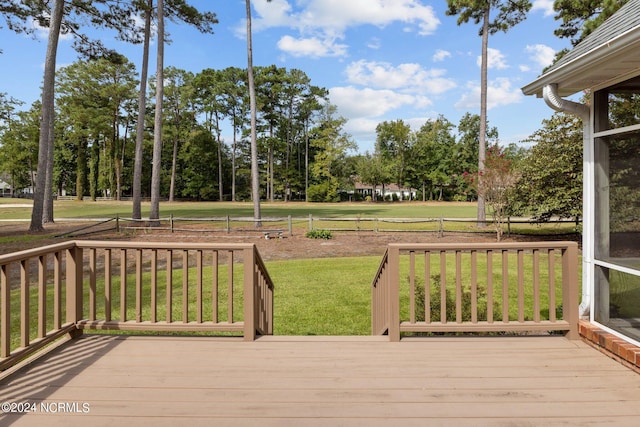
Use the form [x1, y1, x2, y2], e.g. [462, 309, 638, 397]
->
[0, 0, 569, 153]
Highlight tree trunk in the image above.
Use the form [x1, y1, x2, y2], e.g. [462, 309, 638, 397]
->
[150, 0, 164, 223]
[477, 6, 489, 228]
[246, 0, 261, 226]
[30, 0, 63, 231]
[269, 140, 274, 202]
[132, 0, 152, 220]
[231, 119, 237, 202]
[169, 135, 178, 202]
[76, 136, 88, 200]
[43, 125, 54, 223]
[215, 114, 223, 201]
[305, 121, 309, 202]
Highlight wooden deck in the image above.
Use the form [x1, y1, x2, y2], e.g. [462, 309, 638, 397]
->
[2, 334, 640, 426]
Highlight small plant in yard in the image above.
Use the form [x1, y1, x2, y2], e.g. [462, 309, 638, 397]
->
[414, 274, 502, 323]
[305, 229, 333, 239]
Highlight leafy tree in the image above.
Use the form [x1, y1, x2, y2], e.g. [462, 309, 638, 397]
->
[56, 57, 138, 200]
[455, 112, 498, 201]
[355, 153, 391, 202]
[163, 67, 196, 201]
[131, 0, 217, 218]
[179, 130, 225, 200]
[446, 0, 531, 226]
[553, 0, 628, 47]
[255, 65, 285, 202]
[0, 101, 38, 195]
[308, 105, 356, 202]
[516, 112, 583, 222]
[409, 116, 457, 201]
[465, 145, 520, 241]
[194, 68, 242, 201]
[375, 120, 413, 189]
[0, 1, 34, 37]
[220, 67, 249, 202]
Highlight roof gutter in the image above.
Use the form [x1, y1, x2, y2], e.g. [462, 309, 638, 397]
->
[523, 26, 640, 98]
[542, 84, 590, 119]
[542, 83, 591, 318]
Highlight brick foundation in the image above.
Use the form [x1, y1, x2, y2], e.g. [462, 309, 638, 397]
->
[579, 320, 640, 374]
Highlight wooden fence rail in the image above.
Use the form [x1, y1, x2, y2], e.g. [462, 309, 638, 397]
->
[0, 241, 273, 372]
[372, 242, 579, 341]
[76, 215, 577, 237]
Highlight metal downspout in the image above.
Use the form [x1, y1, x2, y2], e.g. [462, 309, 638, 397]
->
[542, 84, 592, 318]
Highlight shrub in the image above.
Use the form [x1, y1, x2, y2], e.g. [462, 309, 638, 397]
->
[307, 181, 339, 202]
[305, 229, 333, 239]
[413, 274, 501, 322]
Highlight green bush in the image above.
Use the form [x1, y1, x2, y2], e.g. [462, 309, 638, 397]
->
[306, 229, 333, 239]
[307, 181, 339, 202]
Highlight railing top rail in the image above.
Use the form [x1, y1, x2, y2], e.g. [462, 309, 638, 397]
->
[372, 248, 389, 287]
[252, 246, 275, 290]
[0, 241, 76, 264]
[74, 240, 258, 251]
[387, 241, 578, 251]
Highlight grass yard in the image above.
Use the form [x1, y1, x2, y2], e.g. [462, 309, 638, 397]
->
[0, 199, 581, 236]
[0, 199, 479, 221]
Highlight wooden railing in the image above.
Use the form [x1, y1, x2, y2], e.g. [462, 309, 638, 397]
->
[0, 241, 274, 372]
[372, 242, 579, 341]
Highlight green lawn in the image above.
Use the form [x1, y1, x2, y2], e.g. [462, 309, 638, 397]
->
[0, 199, 479, 221]
[0, 199, 580, 235]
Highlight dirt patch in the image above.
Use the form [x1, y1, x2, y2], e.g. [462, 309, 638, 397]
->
[0, 221, 581, 260]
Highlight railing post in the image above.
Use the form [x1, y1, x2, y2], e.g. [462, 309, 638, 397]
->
[309, 214, 313, 232]
[563, 243, 579, 339]
[1, 264, 9, 358]
[288, 215, 292, 236]
[65, 245, 83, 335]
[388, 245, 401, 342]
[243, 246, 256, 341]
[226, 215, 230, 233]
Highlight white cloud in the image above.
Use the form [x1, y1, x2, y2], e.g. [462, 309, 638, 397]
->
[525, 44, 556, 68]
[329, 86, 431, 118]
[252, 0, 294, 31]
[295, 0, 439, 35]
[344, 60, 456, 94]
[454, 78, 522, 110]
[249, 0, 440, 57]
[277, 35, 348, 58]
[519, 64, 531, 72]
[367, 37, 381, 50]
[478, 48, 508, 70]
[433, 49, 451, 62]
[531, 0, 555, 17]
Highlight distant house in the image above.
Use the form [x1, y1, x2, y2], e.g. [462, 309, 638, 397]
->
[353, 181, 416, 201]
[523, 0, 640, 347]
[0, 179, 11, 197]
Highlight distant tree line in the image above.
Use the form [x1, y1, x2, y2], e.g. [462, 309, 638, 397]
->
[0, 0, 630, 230]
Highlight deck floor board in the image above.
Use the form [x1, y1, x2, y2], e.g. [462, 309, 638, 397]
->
[1, 334, 640, 426]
